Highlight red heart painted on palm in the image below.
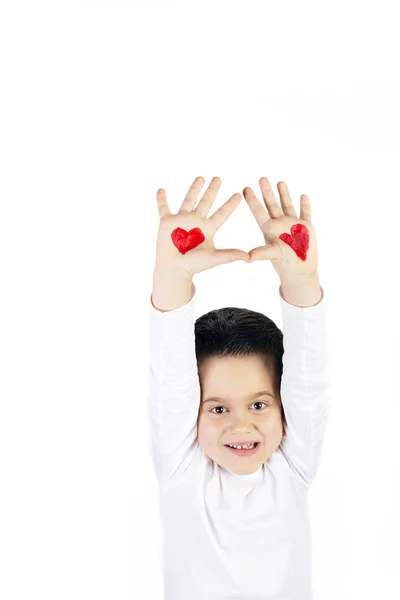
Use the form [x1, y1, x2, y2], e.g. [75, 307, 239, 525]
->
[171, 227, 206, 255]
[279, 223, 310, 261]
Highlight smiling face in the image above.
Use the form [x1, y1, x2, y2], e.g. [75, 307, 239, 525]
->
[196, 353, 284, 475]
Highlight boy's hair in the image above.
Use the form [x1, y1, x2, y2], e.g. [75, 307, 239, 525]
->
[195, 306, 287, 437]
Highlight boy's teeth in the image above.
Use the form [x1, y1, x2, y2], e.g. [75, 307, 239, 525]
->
[228, 442, 255, 449]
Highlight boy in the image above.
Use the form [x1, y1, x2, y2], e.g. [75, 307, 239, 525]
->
[148, 176, 332, 599]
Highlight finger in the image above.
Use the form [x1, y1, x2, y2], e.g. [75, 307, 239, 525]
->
[208, 248, 250, 269]
[179, 176, 206, 213]
[242, 187, 270, 229]
[259, 177, 285, 218]
[194, 176, 222, 219]
[277, 181, 298, 218]
[248, 244, 281, 263]
[208, 193, 242, 230]
[299, 194, 312, 222]
[156, 188, 171, 219]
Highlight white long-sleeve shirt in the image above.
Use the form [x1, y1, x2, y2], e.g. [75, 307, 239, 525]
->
[147, 283, 332, 600]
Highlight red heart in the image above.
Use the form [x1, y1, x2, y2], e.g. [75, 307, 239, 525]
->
[171, 227, 206, 255]
[279, 223, 310, 261]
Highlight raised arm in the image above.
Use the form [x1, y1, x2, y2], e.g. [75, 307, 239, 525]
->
[148, 176, 250, 484]
[242, 176, 332, 484]
[278, 278, 332, 484]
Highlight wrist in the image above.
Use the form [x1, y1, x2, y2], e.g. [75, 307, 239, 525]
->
[152, 267, 193, 312]
[279, 272, 322, 307]
[153, 264, 193, 281]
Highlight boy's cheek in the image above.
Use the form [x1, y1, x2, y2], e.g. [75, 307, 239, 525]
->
[197, 418, 222, 447]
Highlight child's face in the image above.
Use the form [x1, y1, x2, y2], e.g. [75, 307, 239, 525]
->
[196, 354, 283, 475]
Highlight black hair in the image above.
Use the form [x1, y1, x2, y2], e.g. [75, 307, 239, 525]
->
[195, 306, 287, 435]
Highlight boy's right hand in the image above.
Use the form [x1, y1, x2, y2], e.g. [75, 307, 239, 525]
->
[155, 176, 250, 278]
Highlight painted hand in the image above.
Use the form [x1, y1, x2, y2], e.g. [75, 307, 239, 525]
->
[243, 177, 318, 279]
[155, 176, 250, 276]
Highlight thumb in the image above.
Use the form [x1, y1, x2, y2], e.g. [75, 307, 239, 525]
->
[248, 244, 281, 263]
[208, 249, 250, 269]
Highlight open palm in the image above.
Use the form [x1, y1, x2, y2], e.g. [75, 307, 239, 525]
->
[242, 177, 318, 279]
[156, 177, 250, 276]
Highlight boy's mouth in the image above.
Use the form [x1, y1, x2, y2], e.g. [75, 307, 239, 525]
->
[224, 442, 260, 456]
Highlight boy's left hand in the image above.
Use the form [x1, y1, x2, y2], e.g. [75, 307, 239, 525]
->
[243, 177, 318, 280]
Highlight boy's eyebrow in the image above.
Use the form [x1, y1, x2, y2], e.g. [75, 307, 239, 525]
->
[202, 391, 275, 404]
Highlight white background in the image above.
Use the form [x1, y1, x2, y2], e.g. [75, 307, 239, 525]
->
[1, 1, 399, 599]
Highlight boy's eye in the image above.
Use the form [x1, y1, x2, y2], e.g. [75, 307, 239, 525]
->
[210, 401, 268, 414]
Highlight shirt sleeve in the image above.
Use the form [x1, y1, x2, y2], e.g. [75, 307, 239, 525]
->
[147, 283, 201, 486]
[277, 284, 333, 486]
